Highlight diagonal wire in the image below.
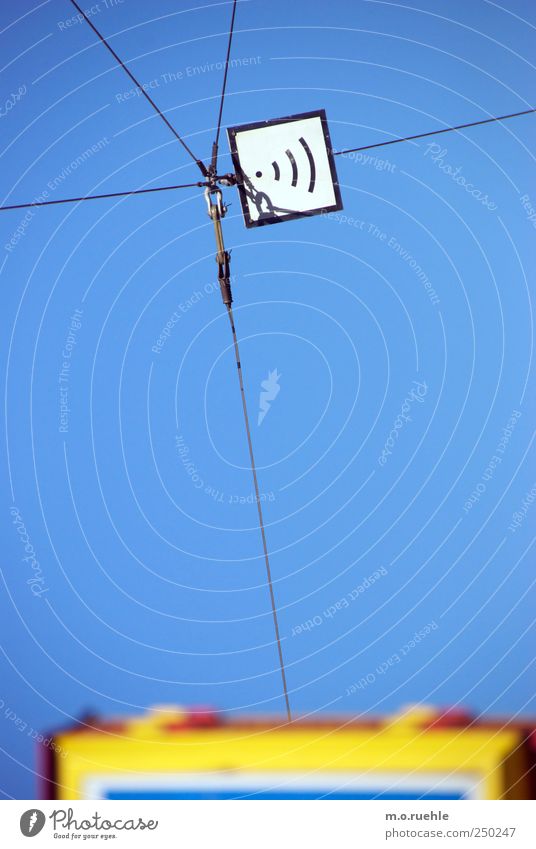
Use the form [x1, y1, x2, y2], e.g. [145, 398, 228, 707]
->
[5, 107, 536, 212]
[334, 107, 536, 157]
[67, 0, 208, 177]
[211, 0, 238, 174]
[4, 106, 534, 213]
[0, 182, 205, 212]
[226, 303, 292, 722]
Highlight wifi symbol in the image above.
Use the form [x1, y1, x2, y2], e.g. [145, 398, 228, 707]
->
[255, 137, 316, 193]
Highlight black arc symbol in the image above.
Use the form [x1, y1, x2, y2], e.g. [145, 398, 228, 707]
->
[267, 136, 316, 193]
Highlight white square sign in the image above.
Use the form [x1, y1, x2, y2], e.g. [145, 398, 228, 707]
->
[227, 109, 343, 228]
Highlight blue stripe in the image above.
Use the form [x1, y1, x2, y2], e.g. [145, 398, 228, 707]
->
[106, 789, 465, 800]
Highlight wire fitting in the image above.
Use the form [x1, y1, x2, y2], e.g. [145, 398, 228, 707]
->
[204, 186, 227, 219]
[204, 187, 232, 305]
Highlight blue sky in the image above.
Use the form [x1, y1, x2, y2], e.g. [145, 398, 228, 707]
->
[0, 0, 535, 798]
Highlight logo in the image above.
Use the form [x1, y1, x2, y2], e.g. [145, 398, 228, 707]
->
[258, 368, 281, 425]
[20, 810, 46, 837]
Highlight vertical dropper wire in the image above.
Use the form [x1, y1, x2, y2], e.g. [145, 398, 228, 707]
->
[225, 304, 292, 722]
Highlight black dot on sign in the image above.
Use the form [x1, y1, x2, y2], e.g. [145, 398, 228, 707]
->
[256, 171, 262, 178]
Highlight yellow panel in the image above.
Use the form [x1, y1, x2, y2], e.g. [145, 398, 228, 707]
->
[53, 723, 527, 800]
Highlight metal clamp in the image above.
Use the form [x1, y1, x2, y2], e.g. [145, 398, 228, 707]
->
[204, 186, 227, 220]
[204, 186, 233, 306]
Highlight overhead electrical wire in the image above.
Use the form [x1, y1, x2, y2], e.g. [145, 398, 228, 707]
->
[1, 0, 534, 725]
[66, 0, 292, 720]
[0, 182, 206, 212]
[209, 1, 292, 720]
[333, 106, 536, 157]
[210, 0, 238, 174]
[225, 304, 292, 723]
[67, 0, 208, 177]
[1, 107, 534, 213]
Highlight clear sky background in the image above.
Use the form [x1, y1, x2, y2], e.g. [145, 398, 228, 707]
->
[0, 0, 535, 799]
